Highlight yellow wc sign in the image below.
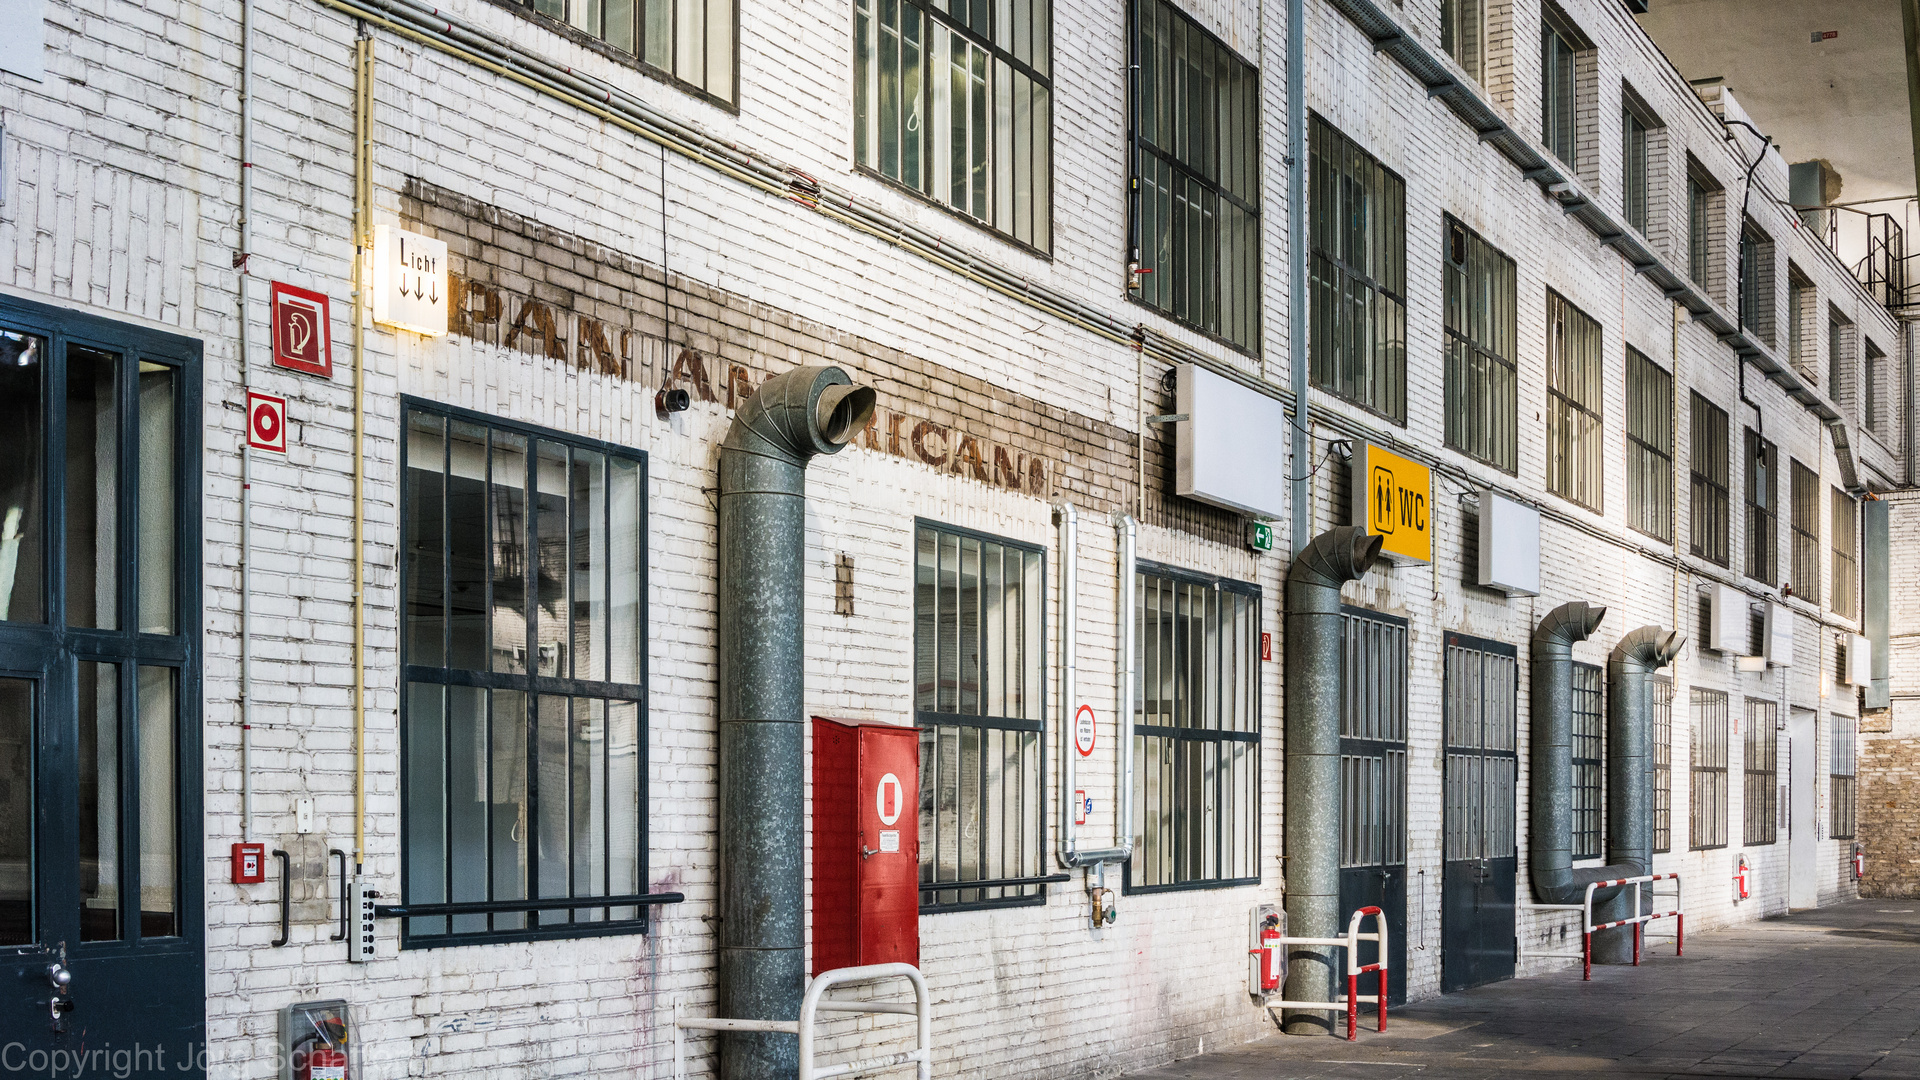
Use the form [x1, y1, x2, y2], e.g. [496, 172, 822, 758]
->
[1352, 443, 1432, 565]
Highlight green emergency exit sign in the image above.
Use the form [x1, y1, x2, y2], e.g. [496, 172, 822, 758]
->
[1248, 521, 1273, 552]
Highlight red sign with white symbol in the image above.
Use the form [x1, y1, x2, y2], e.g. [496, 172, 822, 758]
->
[270, 281, 333, 378]
[1074, 704, 1097, 756]
[247, 391, 287, 454]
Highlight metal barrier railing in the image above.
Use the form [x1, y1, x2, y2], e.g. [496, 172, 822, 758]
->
[1262, 906, 1389, 1041]
[673, 963, 931, 1080]
[1519, 872, 1684, 980]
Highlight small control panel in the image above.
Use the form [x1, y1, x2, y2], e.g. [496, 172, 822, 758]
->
[231, 841, 266, 884]
[348, 877, 376, 963]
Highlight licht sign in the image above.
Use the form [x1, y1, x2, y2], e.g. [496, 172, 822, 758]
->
[372, 224, 449, 336]
[1352, 442, 1431, 564]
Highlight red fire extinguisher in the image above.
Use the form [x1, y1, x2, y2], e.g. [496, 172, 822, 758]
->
[294, 1017, 350, 1080]
[1734, 854, 1751, 900]
[1853, 844, 1865, 881]
[1249, 913, 1283, 992]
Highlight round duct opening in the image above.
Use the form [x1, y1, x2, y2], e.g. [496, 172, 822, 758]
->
[816, 383, 877, 447]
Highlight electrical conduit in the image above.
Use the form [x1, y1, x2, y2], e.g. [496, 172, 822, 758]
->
[1055, 508, 1136, 870]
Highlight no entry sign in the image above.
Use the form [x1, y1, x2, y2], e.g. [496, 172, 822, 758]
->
[247, 391, 287, 453]
[1074, 704, 1096, 756]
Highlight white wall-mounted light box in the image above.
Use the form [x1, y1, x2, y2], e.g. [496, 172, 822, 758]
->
[1174, 364, 1287, 520]
[372, 224, 449, 336]
[1707, 583, 1746, 655]
[1476, 490, 1539, 596]
[1843, 633, 1873, 686]
[1763, 601, 1793, 667]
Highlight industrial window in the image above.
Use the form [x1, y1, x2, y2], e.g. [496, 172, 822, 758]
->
[1441, 0, 1484, 82]
[1626, 348, 1673, 541]
[1830, 713, 1856, 840]
[1689, 688, 1729, 850]
[1744, 429, 1777, 586]
[1622, 107, 1650, 234]
[1689, 393, 1730, 566]
[522, 0, 734, 103]
[1570, 662, 1604, 861]
[1787, 265, 1815, 381]
[1790, 460, 1820, 604]
[1688, 173, 1712, 289]
[1865, 339, 1885, 434]
[1443, 635, 1517, 865]
[400, 402, 649, 946]
[1310, 115, 1407, 421]
[1743, 698, 1778, 846]
[1832, 487, 1858, 619]
[1739, 221, 1774, 345]
[1444, 216, 1517, 470]
[856, 0, 1053, 250]
[1547, 291, 1603, 511]
[914, 521, 1047, 910]
[1130, 0, 1261, 350]
[1130, 565, 1260, 892]
[1828, 308, 1852, 403]
[1342, 610, 1408, 871]
[1652, 675, 1673, 853]
[1541, 20, 1577, 168]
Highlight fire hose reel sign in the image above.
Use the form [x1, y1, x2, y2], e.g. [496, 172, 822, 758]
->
[1074, 704, 1097, 756]
[876, 772, 903, 826]
[246, 391, 287, 454]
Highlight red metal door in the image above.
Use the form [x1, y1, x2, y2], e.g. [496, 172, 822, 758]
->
[856, 727, 919, 967]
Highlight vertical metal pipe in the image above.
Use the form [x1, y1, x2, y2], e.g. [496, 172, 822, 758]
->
[1591, 625, 1686, 963]
[1058, 510, 1135, 869]
[1528, 602, 1606, 904]
[236, 0, 254, 842]
[717, 366, 873, 1080]
[351, 31, 374, 869]
[1056, 503, 1079, 864]
[1286, 0, 1310, 555]
[1282, 526, 1380, 1035]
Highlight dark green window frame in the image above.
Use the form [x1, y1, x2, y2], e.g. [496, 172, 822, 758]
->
[1745, 429, 1777, 585]
[1689, 392, 1730, 566]
[1626, 347, 1673, 541]
[1444, 216, 1517, 470]
[1311, 115, 1407, 422]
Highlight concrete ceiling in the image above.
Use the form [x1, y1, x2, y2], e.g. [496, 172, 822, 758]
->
[1636, 0, 1914, 205]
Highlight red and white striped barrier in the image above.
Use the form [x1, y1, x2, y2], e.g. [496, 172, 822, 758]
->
[1261, 906, 1390, 1041]
[1519, 873, 1684, 981]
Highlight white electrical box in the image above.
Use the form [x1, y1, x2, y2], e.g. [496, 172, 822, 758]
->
[1708, 584, 1747, 655]
[1476, 490, 1540, 596]
[348, 877, 376, 963]
[1844, 633, 1873, 686]
[1764, 602, 1793, 667]
[1174, 364, 1289, 519]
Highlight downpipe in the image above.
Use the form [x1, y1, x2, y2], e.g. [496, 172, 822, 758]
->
[1282, 527, 1383, 1036]
[1055, 507, 1137, 872]
[716, 366, 875, 1080]
[1591, 625, 1686, 964]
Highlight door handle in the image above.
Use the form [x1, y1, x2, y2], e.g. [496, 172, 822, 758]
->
[330, 849, 349, 942]
[272, 850, 291, 948]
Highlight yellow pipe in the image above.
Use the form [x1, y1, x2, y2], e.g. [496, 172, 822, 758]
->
[352, 33, 373, 869]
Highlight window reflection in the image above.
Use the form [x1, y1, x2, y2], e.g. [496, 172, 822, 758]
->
[0, 330, 45, 623]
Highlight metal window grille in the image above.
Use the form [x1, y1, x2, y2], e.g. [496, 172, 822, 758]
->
[1743, 698, 1779, 846]
[1441, 0, 1484, 82]
[1832, 488, 1858, 619]
[1828, 312, 1851, 404]
[1788, 276, 1812, 380]
[1739, 225, 1761, 335]
[1541, 24, 1577, 167]
[1830, 713, 1856, 840]
[1689, 176, 1710, 287]
[1547, 292, 1604, 511]
[1130, 565, 1260, 891]
[913, 521, 1047, 910]
[1570, 663, 1604, 860]
[856, 0, 1054, 251]
[1626, 348, 1673, 540]
[1130, 0, 1262, 350]
[1791, 460, 1820, 604]
[1745, 429, 1777, 585]
[1652, 675, 1673, 853]
[1865, 339, 1884, 433]
[1443, 636, 1517, 863]
[400, 402, 650, 946]
[1444, 216, 1518, 470]
[1622, 107, 1649, 234]
[1310, 115, 1407, 421]
[1341, 610, 1408, 869]
[527, 0, 735, 102]
[1689, 392, 1730, 566]
[1690, 688, 1729, 850]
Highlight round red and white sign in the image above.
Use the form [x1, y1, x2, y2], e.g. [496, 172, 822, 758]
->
[1074, 704, 1097, 757]
[875, 772, 903, 826]
[246, 391, 288, 454]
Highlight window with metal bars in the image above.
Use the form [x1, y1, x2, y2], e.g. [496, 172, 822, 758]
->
[1547, 292, 1604, 511]
[1129, 0, 1261, 351]
[1622, 106, 1650, 234]
[1690, 392, 1730, 566]
[1444, 216, 1517, 470]
[913, 521, 1046, 911]
[1832, 487, 1859, 618]
[1441, 0, 1484, 82]
[1744, 698, 1778, 846]
[1830, 713, 1856, 839]
[1571, 663, 1604, 860]
[1690, 688, 1729, 850]
[1865, 338, 1885, 434]
[856, 0, 1053, 250]
[1688, 170, 1716, 290]
[1443, 635, 1517, 865]
[1342, 609, 1408, 872]
[1129, 564, 1260, 892]
[523, 0, 735, 103]
[1626, 348, 1673, 540]
[1791, 459, 1820, 604]
[1541, 21, 1577, 168]
[1652, 675, 1673, 853]
[1828, 308, 1852, 404]
[1745, 429, 1777, 585]
[1739, 220, 1774, 346]
[400, 401, 649, 946]
[1788, 265, 1815, 381]
[1311, 115, 1406, 421]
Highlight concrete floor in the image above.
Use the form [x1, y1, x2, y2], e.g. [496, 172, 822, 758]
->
[1122, 900, 1920, 1080]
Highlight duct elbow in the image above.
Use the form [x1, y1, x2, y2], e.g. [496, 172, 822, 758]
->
[721, 365, 876, 470]
[1289, 525, 1383, 592]
[1531, 601, 1607, 656]
[1610, 625, 1687, 675]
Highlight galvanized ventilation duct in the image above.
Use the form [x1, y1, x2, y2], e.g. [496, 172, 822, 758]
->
[1591, 624, 1686, 963]
[1528, 601, 1611, 906]
[1282, 526, 1383, 1035]
[716, 365, 875, 1080]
